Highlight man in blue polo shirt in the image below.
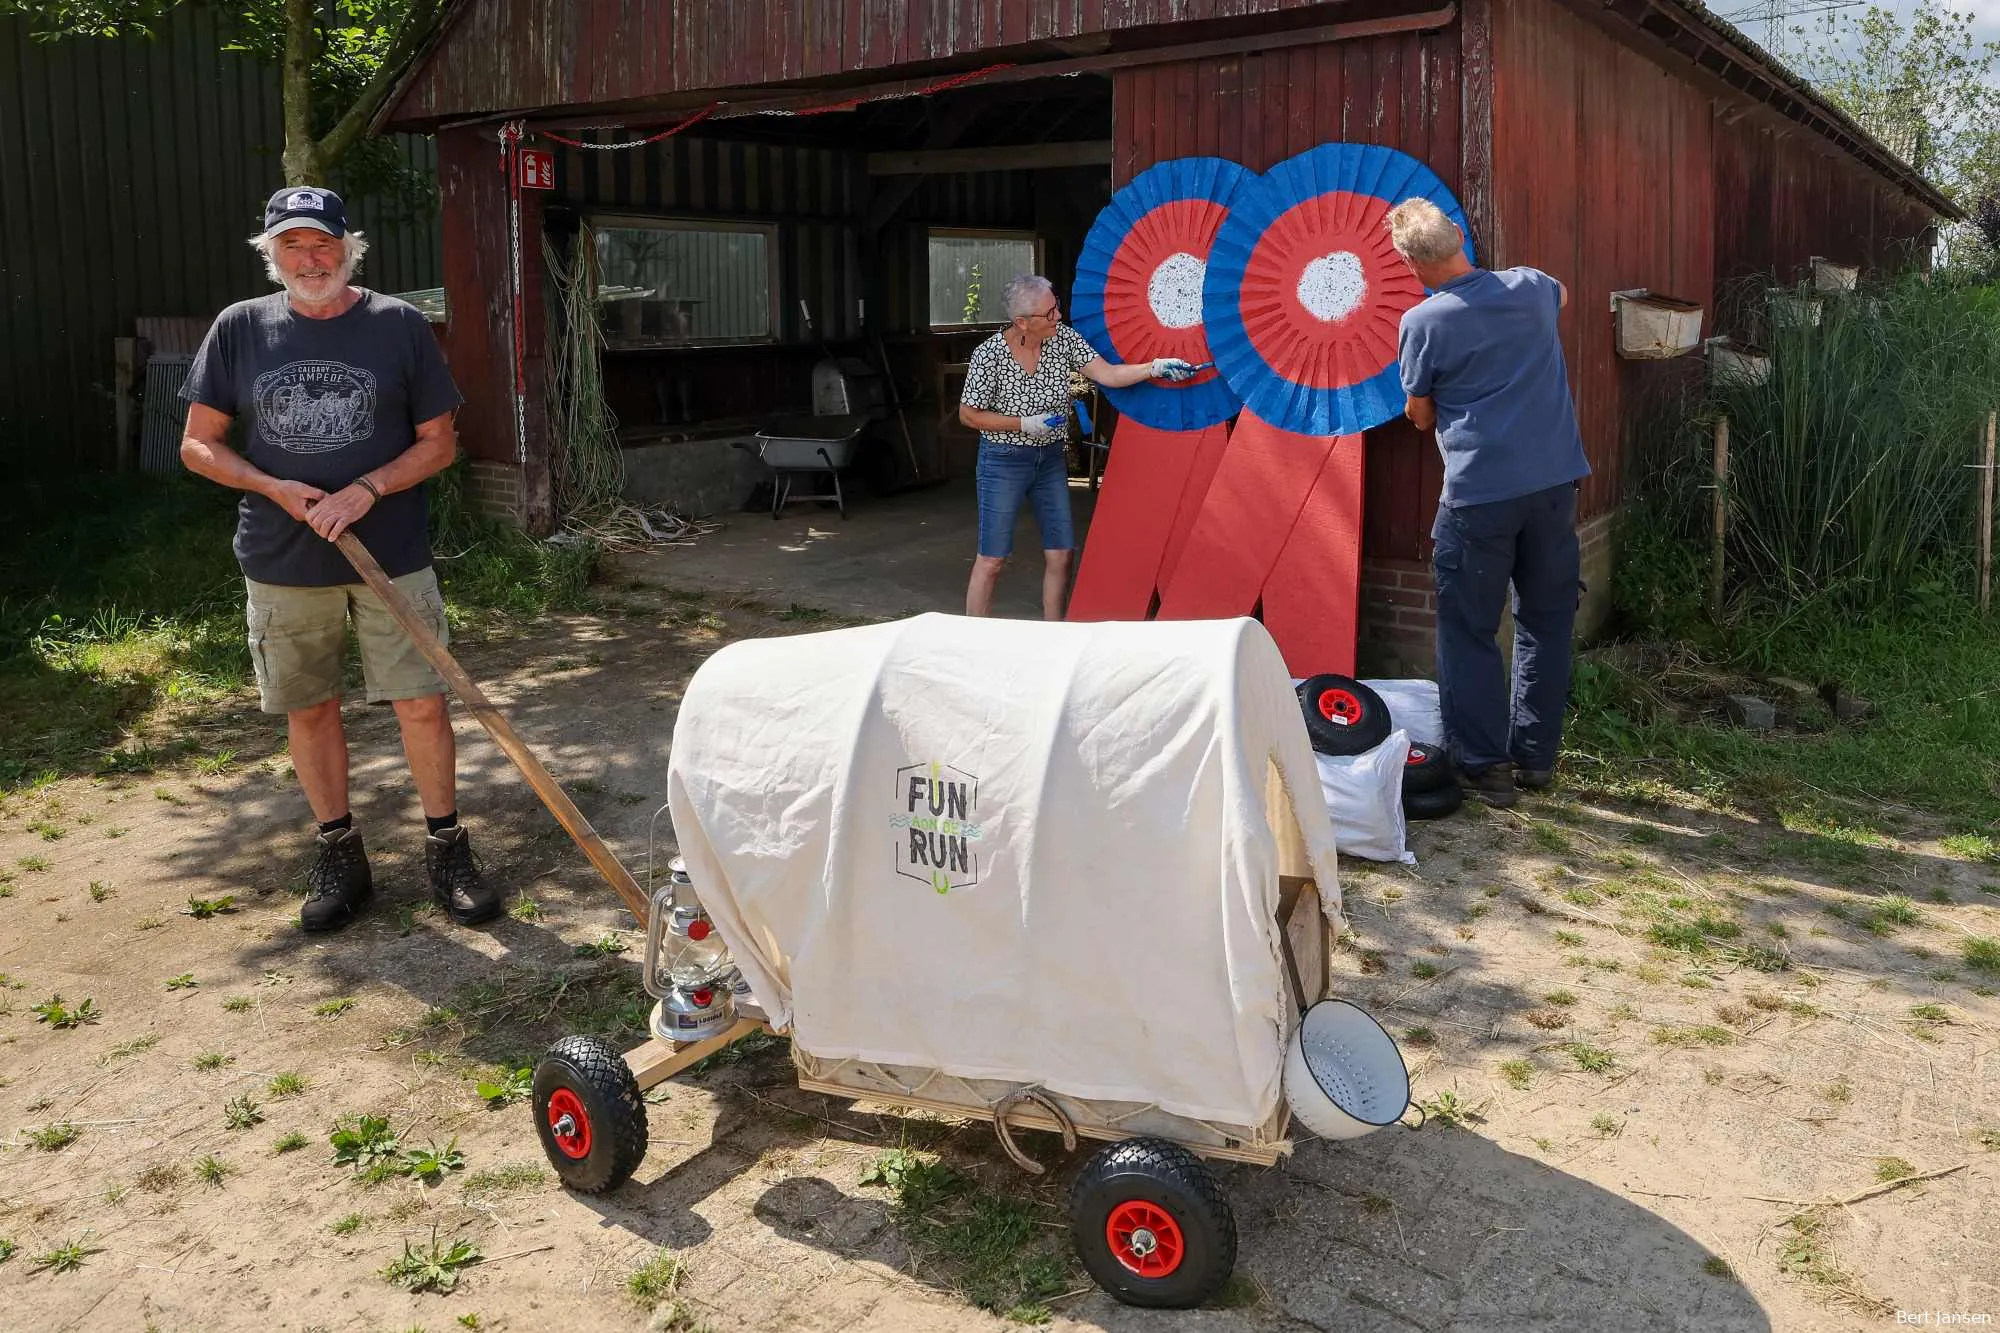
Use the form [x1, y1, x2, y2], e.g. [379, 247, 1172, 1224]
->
[1386, 198, 1590, 808]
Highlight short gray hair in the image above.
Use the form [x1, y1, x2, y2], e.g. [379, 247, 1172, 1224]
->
[246, 229, 370, 285]
[1384, 199, 1461, 264]
[1002, 274, 1055, 320]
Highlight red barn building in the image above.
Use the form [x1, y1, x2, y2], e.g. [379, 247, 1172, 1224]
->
[381, 0, 1950, 662]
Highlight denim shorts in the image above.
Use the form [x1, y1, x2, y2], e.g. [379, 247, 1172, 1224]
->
[976, 438, 1074, 558]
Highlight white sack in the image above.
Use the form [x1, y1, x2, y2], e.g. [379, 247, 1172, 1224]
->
[1314, 730, 1415, 865]
[667, 614, 1341, 1127]
[1362, 678, 1443, 748]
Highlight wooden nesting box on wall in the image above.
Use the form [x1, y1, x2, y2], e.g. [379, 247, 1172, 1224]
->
[1610, 289, 1704, 360]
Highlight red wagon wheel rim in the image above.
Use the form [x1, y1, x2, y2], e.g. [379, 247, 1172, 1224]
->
[1406, 747, 1430, 766]
[1317, 688, 1363, 726]
[546, 1088, 593, 1160]
[1106, 1200, 1185, 1278]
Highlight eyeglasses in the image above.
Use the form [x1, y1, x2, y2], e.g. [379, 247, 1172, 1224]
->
[1025, 303, 1061, 323]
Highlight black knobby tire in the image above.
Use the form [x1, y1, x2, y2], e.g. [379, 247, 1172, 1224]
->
[1295, 674, 1392, 757]
[1069, 1137, 1237, 1308]
[532, 1034, 649, 1193]
[1402, 741, 1454, 794]
[1404, 780, 1465, 821]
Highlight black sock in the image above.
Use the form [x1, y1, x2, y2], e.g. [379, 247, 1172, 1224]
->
[426, 811, 459, 836]
[318, 814, 353, 836]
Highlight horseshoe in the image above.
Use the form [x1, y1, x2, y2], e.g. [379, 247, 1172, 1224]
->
[992, 1087, 1078, 1175]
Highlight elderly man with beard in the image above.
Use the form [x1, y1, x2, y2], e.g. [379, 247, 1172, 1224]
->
[179, 186, 500, 932]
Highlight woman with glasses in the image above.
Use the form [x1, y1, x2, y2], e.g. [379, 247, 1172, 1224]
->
[957, 274, 1194, 619]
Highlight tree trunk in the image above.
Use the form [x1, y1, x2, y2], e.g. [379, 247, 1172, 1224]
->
[279, 0, 323, 185]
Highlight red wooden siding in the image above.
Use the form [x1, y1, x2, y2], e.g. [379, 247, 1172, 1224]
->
[394, 0, 1326, 125]
[1111, 27, 1461, 564]
[439, 127, 551, 533]
[1487, 0, 1933, 531]
[1489, 0, 1713, 527]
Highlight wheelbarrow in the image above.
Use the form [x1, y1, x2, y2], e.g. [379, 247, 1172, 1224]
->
[332, 534, 1417, 1309]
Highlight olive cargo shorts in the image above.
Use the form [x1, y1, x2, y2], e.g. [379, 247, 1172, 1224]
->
[244, 567, 448, 714]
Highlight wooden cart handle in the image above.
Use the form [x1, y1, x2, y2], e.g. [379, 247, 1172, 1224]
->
[335, 531, 651, 923]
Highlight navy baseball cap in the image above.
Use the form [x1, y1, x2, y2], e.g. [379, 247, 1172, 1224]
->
[261, 185, 348, 240]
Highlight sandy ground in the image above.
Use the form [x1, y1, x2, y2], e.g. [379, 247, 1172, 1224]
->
[1, 578, 1996, 1333]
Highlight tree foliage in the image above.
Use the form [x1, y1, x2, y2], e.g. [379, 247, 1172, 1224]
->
[1788, 0, 2000, 272]
[0, 0, 445, 195]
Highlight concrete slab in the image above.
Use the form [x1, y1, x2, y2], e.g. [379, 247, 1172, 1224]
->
[609, 474, 1101, 621]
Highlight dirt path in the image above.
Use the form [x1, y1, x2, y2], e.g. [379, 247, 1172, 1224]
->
[2, 585, 1995, 1332]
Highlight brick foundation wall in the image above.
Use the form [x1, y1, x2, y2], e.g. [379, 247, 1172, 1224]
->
[1357, 558, 1438, 676]
[464, 460, 524, 527]
[1355, 507, 1619, 676]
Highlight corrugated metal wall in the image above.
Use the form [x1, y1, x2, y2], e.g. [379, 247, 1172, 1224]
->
[1112, 29, 1464, 566]
[392, 0, 1330, 126]
[0, 7, 441, 471]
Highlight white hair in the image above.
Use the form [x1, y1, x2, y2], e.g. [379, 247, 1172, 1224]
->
[1384, 199, 1461, 264]
[247, 229, 370, 285]
[1003, 273, 1056, 320]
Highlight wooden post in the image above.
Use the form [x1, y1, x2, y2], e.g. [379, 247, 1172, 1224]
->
[112, 338, 140, 472]
[1981, 410, 1996, 615]
[332, 531, 651, 925]
[1711, 415, 1730, 620]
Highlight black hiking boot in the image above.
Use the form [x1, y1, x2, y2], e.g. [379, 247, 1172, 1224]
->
[426, 825, 501, 926]
[301, 827, 372, 932]
[1516, 768, 1555, 793]
[1463, 763, 1521, 809]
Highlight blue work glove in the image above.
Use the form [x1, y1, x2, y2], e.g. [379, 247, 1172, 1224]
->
[1150, 357, 1198, 382]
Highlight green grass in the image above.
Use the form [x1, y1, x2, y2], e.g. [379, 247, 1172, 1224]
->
[330, 1212, 367, 1235]
[1964, 937, 2000, 974]
[1566, 1042, 1615, 1073]
[272, 1131, 310, 1154]
[1570, 602, 2000, 827]
[224, 1096, 264, 1130]
[24, 1122, 81, 1151]
[1499, 1058, 1535, 1090]
[1874, 1156, 1917, 1182]
[0, 472, 599, 791]
[194, 1155, 233, 1187]
[164, 973, 197, 990]
[626, 1250, 684, 1304]
[1409, 961, 1440, 979]
[1651, 1024, 1736, 1048]
[31, 994, 99, 1028]
[268, 1071, 308, 1098]
[313, 997, 357, 1017]
[382, 1228, 481, 1295]
[31, 1239, 98, 1274]
[859, 1149, 1077, 1316]
[192, 1051, 233, 1071]
[98, 1033, 158, 1065]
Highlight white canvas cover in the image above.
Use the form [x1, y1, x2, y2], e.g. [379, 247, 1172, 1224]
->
[666, 613, 1341, 1127]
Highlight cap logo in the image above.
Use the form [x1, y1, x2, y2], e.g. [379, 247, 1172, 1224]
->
[284, 189, 326, 211]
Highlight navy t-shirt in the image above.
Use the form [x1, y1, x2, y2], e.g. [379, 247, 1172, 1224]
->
[182, 290, 462, 586]
[1397, 267, 1590, 508]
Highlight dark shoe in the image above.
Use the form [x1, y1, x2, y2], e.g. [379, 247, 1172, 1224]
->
[1516, 768, 1555, 792]
[1463, 764, 1520, 809]
[301, 827, 372, 931]
[427, 826, 502, 925]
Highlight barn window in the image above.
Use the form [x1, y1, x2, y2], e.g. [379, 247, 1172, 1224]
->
[927, 229, 1043, 329]
[592, 217, 778, 347]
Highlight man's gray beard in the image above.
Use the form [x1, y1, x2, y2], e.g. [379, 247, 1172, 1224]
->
[282, 263, 355, 306]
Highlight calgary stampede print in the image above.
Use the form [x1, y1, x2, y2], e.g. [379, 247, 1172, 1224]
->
[252, 360, 378, 453]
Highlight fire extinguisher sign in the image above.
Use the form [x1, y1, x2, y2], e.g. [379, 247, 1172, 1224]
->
[517, 147, 555, 190]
